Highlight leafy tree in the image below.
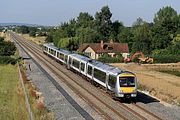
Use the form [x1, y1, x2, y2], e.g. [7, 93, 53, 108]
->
[57, 37, 79, 51]
[76, 12, 94, 28]
[117, 27, 134, 51]
[110, 20, 124, 41]
[132, 17, 144, 27]
[45, 34, 53, 42]
[0, 37, 16, 56]
[76, 27, 100, 44]
[29, 31, 36, 37]
[151, 6, 178, 49]
[131, 22, 152, 54]
[95, 6, 112, 40]
[16, 26, 29, 34]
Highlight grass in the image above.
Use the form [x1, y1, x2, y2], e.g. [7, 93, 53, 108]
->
[22, 34, 46, 45]
[158, 69, 180, 77]
[0, 64, 29, 120]
[0, 64, 54, 120]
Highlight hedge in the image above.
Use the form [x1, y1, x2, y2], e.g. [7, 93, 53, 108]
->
[152, 55, 180, 63]
[98, 56, 124, 63]
[0, 56, 17, 65]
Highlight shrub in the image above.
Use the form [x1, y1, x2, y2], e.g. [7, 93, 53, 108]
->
[152, 55, 180, 63]
[98, 54, 124, 63]
[0, 56, 17, 65]
[0, 37, 16, 56]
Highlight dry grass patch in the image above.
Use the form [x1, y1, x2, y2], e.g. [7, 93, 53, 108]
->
[21, 34, 46, 45]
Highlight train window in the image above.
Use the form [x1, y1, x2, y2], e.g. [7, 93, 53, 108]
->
[119, 77, 135, 87]
[108, 75, 116, 88]
[44, 46, 48, 51]
[57, 52, 60, 58]
[94, 68, 106, 83]
[50, 49, 53, 54]
[72, 59, 80, 69]
[57, 52, 64, 60]
[53, 50, 56, 56]
[81, 62, 85, 72]
[87, 65, 92, 75]
[60, 53, 64, 60]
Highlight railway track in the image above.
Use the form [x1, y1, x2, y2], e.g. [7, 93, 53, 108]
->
[11, 32, 163, 120]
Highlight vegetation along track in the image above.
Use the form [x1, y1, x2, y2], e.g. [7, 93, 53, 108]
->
[11, 32, 163, 120]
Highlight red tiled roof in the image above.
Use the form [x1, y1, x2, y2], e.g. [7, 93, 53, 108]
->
[77, 42, 129, 53]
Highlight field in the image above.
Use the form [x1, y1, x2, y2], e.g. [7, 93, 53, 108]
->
[0, 65, 29, 119]
[111, 63, 180, 106]
[21, 34, 46, 45]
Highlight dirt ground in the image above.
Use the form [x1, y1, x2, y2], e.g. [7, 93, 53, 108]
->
[111, 63, 180, 105]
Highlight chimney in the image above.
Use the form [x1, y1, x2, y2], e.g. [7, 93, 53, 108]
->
[100, 40, 104, 49]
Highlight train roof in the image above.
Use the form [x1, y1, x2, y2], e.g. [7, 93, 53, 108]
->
[70, 53, 91, 62]
[44, 43, 57, 50]
[88, 60, 123, 75]
[44, 43, 71, 55]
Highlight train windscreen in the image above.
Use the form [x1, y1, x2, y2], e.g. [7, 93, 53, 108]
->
[119, 77, 135, 87]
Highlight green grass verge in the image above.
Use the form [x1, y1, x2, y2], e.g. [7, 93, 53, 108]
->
[158, 70, 180, 77]
[0, 64, 28, 120]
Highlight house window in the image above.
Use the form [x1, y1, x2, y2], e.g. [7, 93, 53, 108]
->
[108, 47, 113, 50]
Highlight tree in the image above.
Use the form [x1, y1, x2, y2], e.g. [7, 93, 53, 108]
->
[0, 37, 16, 56]
[110, 20, 124, 41]
[95, 6, 112, 40]
[131, 22, 152, 54]
[152, 6, 178, 50]
[117, 27, 134, 51]
[16, 26, 29, 34]
[76, 27, 100, 44]
[29, 31, 36, 37]
[132, 17, 144, 27]
[76, 12, 94, 28]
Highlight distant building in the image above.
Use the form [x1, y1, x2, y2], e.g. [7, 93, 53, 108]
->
[77, 40, 129, 59]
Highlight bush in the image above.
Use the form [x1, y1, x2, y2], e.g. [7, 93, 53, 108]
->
[0, 38, 16, 56]
[152, 55, 180, 63]
[0, 56, 17, 64]
[98, 54, 124, 63]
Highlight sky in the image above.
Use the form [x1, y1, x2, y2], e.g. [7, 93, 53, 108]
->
[1, 0, 180, 26]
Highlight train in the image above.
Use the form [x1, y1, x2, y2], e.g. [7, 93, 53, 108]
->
[43, 43, 138, 100]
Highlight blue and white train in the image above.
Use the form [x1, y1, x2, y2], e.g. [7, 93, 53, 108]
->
[43, 43, 138, 99]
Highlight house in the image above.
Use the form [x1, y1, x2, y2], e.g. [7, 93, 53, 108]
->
[77, 40, 129, 59]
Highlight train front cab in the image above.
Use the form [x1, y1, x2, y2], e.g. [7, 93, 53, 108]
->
[115, 73, 137, 100]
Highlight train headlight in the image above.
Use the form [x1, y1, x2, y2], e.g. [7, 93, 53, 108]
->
[131, 94, 137, 97]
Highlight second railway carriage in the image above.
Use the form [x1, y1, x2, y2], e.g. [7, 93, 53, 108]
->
[67, 53, 91, 76]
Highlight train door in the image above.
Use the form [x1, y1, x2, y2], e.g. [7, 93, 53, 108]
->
[105, 73, 109, 92]
[67, 56, 72, 69]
